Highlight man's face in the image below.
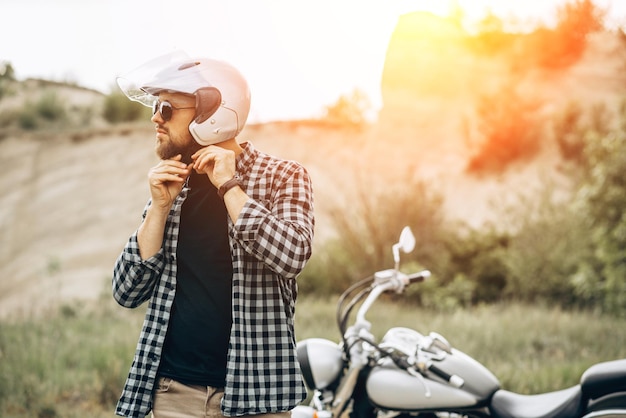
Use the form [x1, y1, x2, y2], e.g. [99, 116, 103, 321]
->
[151, 92, 200, 163]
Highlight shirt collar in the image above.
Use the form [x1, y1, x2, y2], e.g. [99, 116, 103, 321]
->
[235, 142, 258, 177]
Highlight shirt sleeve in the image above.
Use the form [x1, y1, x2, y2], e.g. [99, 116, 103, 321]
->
[112, 228, 166, 308]
[232, 161, 314, 279]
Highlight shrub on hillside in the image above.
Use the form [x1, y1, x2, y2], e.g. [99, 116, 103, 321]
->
[17, 104, 38, 130]
[553, 100, 614, 172]
[543, 0, 605, 69]
[299, 173, 447, 295]
[323, 89, 372, 130]
[468, 0, 605, 71]
[499, 185, 593, 307]
[571, 117, 626, 314]
[438, 225, 509, 305]
[0, 61, 16, 101]
[466, 79, 545, 175]
[15, 91, 69, 130]
[553, 101, 588, 164]
[549, 98, 626, 314]
[36, 90, 67, 122]
[468, 99, 625, 313]
[103, 91, 149, 123]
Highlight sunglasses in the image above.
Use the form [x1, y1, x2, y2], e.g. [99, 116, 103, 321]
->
[152, 100, 195, 122]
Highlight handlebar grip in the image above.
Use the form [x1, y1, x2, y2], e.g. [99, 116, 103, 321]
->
[428, 363, 464, 388]
[406, 270, 431, 283]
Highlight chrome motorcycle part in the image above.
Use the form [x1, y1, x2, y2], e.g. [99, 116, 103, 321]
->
[296, 338, 344, 390]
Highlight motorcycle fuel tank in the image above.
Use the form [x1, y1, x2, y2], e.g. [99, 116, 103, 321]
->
[366, 328, 500, 410]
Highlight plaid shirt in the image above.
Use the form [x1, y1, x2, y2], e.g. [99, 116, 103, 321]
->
[112, 142, 314, 418]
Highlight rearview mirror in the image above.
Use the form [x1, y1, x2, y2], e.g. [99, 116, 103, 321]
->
[393, 226, 415, 268]
[398, 226, 416, 254]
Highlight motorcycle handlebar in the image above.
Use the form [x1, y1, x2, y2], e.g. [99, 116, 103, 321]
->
[389, 350, 465, 389]
[339, 270, 432, 345]
[356, 270, 431, 322]
[405, 270, 431, 284]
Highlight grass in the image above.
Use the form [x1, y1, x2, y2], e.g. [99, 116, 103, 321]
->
[1, 294, 625, 417]
[0, 298, 142, 418]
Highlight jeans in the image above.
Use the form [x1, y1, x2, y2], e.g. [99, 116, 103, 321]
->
[152, 377, 292, 418]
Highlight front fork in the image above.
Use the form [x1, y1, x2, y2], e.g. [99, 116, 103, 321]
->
[349, 367, 376, 418]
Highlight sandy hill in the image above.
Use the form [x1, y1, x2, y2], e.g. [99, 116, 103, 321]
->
[1, 14, 625, 319]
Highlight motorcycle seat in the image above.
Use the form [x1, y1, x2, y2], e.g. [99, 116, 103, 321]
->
[489, 385, 582, 418]
[581, 358, 626, 400]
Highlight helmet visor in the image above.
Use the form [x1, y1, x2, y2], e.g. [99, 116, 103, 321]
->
[116, 50, 191, 107]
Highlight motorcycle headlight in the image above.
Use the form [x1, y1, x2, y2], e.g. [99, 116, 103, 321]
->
[297, 338, 344, 390]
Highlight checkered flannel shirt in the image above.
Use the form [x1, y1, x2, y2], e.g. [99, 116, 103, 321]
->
[112, 142, 314, 418]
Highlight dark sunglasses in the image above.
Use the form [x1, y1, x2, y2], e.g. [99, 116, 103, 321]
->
[152, 100, 195, 122]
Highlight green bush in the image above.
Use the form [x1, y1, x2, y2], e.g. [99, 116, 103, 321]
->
[103, 91, 149, 123]
[16, 92, 69, 130]
[548, 98, 626, 314]
[438, 225, 510, 305]
[498, 185, 592, 307]
[299, 171, 448, 295]
[0, 61, 16, 101]
[553, 101, 588, 164]
[18, 103, 38, 130]
[572, 132, 626, 313]
[36, 90, 67, 122]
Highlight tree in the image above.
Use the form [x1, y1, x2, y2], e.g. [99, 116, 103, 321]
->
[323, 89, 372, 129]
[466, 79, 544, 174]
[573, 121, 626, 314]
[536, 0, 605, 69]
[0, 61, 16, 101]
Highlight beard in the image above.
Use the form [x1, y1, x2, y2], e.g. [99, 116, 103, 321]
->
[156, 129, 202, 164]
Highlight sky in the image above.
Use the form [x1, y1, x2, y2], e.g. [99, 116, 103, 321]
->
[1, 0, 625, 122]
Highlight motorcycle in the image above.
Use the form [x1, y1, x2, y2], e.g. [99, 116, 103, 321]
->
[293, 227, 626, 418]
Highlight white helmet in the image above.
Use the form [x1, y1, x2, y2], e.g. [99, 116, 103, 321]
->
[117, 51, 251, 145]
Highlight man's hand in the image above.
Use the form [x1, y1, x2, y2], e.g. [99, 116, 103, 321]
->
[191, 146, 236, 188]
[148, 154, 190, 211]
[192, 145, 248, 221]
[138, 154, 189, 260]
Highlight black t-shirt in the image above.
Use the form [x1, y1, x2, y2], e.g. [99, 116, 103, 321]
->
[158, 172, 233, 387]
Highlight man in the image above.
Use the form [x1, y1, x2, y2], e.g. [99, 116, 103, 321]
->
[112, 53, 315, 418]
